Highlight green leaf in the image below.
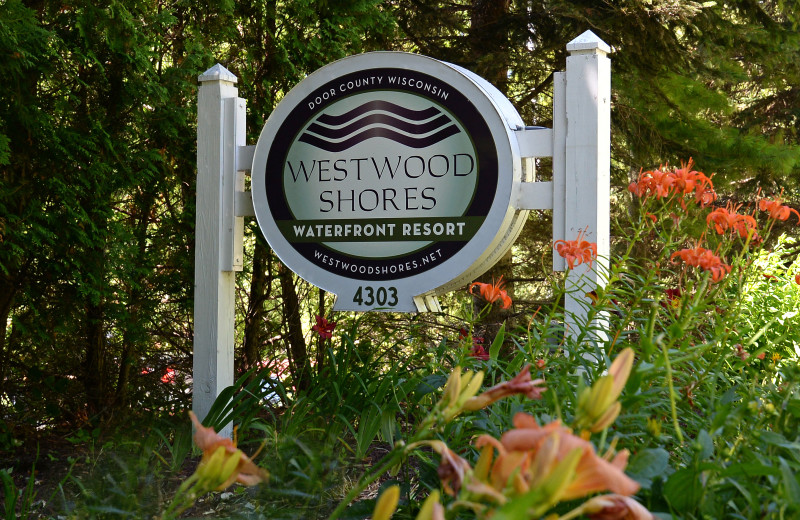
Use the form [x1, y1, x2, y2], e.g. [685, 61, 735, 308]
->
[697, 429, 714, 460]
[779, 457, 800, 504]
[490, 487, 548, 520]
[1, 469, 17, 518]
[720, 462, 780, 479]
[380, 410, 396, 447]
[667, 323, 684, 340]
[627, 448, 671, 488]
[489, 323, 505, 361]
[759, 431, 800, 451]
[414, 374, 446, 397]
[720, 385, 741, 405]
[786, 398, 800, 418]
[664, 467, 703, 513]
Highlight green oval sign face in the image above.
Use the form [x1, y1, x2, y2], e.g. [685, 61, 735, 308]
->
[282, 91, 481, 261]
[252, 53, 524, 311]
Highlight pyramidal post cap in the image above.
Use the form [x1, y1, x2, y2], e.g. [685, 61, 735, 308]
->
[566, 30, 611, 54]
[199, 63, 238, 83]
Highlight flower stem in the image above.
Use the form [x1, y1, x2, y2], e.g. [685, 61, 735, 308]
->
[661, 341, 684, 443]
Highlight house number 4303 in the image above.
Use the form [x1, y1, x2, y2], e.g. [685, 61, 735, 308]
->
[353, 286, 399, 307]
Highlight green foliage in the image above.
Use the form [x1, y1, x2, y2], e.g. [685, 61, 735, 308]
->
[1, 465, 37, 520]
[731, 235, 800, 359]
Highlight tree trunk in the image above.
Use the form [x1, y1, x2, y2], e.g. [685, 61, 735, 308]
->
[469, 0, 515, 347]
[470, 0, 512, 94]
[115, 191, 155, 409]
[241, 239, 271, 375]
[0, 276, 18, 401]
[315, 289, 326, 378]
[278, 263, 310, 392]
[84, 299, 107, 417]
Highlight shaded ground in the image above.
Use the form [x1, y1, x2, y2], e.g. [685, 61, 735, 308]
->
[2, 429, 423, 519]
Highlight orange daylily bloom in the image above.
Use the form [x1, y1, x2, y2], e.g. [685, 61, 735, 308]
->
[463, 364, 547, 411]
[706, 203, 757, 238]
[469, 276, 512, 309]
[796, 272, 800, 285]
[554, 229, 598, 270]
[628, 159, 716, 208]
[670, 246, 731, 283]
[474, 413, 640, 502]
[583, 494, 656, 520]
[680, 159, 716, 207]
[189, 411, 269, 489]
[628, 167, 674, 199]
[759, 195, 800, 224]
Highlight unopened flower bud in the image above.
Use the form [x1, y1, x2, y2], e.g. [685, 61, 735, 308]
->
[372, 485, 400, 520]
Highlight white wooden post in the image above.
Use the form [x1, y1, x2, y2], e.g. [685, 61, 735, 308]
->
[561, 31, 611, 348]
[514, 31, 611, 350]
[194, 64, 246, 438]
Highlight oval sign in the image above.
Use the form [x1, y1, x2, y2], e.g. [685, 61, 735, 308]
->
[251, 52, 527, 311]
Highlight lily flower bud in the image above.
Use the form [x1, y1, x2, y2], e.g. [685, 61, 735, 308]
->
[372, 485, 400, 520]
[439, 367, 485, 421]
[415, 490, 445, 520]
[196, 445, 233, 489]
[574, 348, 633, 432]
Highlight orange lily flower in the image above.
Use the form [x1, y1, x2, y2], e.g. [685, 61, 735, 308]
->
[795, 272, 800, 285]
[671, 246, 731, 283]
[469, 276, 512, 309]
[759, 195, 800, 224]
[678, 159, 716, 207]
[463, 364, 547, 411]
[583, 494, 656, 519]
[627, 159, 716, 208]
[554, 229, 598, 270]
[474, 413, 640, 502]
[670, 159, 706, 195]
[706, 203, 757, 238]
[628, 167, 674, 199]
[189, 411, 269, 489]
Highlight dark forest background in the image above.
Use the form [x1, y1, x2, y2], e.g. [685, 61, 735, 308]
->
[2, 0, 800, 442]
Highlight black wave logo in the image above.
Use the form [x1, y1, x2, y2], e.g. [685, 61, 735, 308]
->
[298, 100, 460, 152]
